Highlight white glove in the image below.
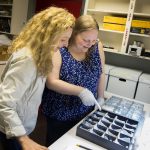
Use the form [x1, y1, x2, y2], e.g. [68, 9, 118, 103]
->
[94, 97, 104, 111]
[78, 88, 96, 106]
[97, 97, 105, 106]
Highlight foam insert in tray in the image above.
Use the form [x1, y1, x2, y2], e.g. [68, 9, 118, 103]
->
[102, 96, 144, 122]
[76, 110, 139, 150]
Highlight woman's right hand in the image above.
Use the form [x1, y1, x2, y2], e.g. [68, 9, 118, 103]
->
[78, 88, 96, 106]
[18, 135, 48, 150]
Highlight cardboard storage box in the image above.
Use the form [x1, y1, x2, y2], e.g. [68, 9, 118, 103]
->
[102, 96, 144, 122]
[135, 73, 150, 104]
[132, 20, 150, 29]
[103, 23, 125, 32]
[107, 67, 142, 99]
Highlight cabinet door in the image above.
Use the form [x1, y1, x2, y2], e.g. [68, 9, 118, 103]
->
[10, 0, 29, 35]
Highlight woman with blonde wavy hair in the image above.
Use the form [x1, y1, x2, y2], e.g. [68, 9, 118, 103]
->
[0, 6, 75, 150]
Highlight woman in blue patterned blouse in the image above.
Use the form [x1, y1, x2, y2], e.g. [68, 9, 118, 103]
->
[41, 15, 105, 146]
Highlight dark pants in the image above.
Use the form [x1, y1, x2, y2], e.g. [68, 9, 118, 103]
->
[0, 131, 22, 150]
[46, 117, 79, 147]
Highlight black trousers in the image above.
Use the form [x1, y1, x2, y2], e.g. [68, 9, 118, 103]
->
[46, 117, 79, 147]
[0, 131, 22, 150]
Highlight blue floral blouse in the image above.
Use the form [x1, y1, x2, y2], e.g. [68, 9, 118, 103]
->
[41, 44, 102, 121]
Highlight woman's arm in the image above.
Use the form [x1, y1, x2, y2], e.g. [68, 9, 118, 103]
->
[46, 50, 98, 106]
[97, 42, 105, 99]
[18, 135, 48, 150]
[46, 50, 84, 96]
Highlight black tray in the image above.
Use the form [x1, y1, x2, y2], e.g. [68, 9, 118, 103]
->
[76, 109, 139, 150]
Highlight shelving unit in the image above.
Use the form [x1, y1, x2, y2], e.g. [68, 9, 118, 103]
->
[128, 0, 150, 57]
[83, 0, 150, 58]
[0, 0, 12, 34]
[0, 0, 36, 35]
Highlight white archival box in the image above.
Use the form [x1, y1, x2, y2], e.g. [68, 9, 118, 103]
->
[107, 67, 142, 99]
[135, 73, 150, 104]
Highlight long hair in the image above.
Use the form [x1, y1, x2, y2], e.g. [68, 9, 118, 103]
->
[69, 15, 99, 61]
[8, 7, 75, 77]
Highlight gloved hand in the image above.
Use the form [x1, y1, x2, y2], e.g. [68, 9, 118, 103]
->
[78, 88, 96, 106]
[97, 97, 105, 106]
[95, 97, 104, 111]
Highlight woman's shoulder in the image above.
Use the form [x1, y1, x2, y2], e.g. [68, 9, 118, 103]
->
[11, 47, 36, 74]
[59, 47, 72, 62]
[92, 41, 103, 55]
[60, 47, 68, 54]
[13, 47, 32, 59]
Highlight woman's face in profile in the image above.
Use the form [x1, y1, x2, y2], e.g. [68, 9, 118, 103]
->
[75, 29, 98, 53]
[54, 27, 73, 52]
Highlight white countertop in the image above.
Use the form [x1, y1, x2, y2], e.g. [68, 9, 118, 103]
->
[48, 92, 150, 150]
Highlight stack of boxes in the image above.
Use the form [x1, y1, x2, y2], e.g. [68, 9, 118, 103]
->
[103, 16, 150, 34]
[105, 65, 150, 104]
[107, 67, 142, 99]
[103, 16, 126, 32]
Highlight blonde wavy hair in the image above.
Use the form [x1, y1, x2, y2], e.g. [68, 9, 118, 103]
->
[8, 6, 75, 77]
